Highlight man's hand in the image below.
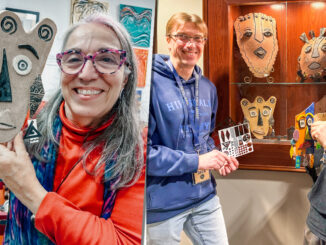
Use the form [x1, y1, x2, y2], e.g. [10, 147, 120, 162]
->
[198, 149, 239, 176]
[311, 121, 326, 148]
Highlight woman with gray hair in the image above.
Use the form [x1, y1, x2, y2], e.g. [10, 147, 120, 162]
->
[0, 14, 145, 245]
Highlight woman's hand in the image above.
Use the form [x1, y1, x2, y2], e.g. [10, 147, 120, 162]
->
[0, 132, 47, 214]
[198, 149, 239, 176]
[311, 121, 326, 148]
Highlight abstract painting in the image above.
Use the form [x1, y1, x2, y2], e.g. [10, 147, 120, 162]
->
[70, 0, 109, 24]
[133, 48, 149, 87]
[120, 4, 152, 48]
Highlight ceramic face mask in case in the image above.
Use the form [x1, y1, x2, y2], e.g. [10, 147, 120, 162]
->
[234, 13, 279, 79]
[241, 96, 277, 139]
[0, 10, 57, 143]
[298, 28, 326, 82]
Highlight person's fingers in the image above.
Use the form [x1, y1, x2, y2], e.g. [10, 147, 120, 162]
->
[219, 167, 226, 176]
[224, 166, 231, 175]
[230, 157, 239, 170]
[7, 141, 13, 151]
[13, 132, 27, 157]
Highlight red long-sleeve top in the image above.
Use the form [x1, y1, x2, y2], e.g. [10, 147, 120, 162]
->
[34, 104, 145, 244]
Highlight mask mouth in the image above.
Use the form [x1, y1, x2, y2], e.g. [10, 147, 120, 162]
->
[254, 47, 267, 59]
[253, 129, 265, 135]
[308, 62, 321, 70]
[0, 109, 16, 130]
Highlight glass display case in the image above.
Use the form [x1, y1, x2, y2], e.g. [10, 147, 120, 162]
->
[204, 0, 326, 171]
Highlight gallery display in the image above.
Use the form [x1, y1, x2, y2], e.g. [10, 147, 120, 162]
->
[205, 0, 326, 171]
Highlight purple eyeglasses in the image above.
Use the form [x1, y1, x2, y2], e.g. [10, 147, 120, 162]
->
[56, 48, 128, 75]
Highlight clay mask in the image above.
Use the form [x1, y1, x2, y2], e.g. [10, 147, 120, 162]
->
[241, 96, 277, 139]
[234, 13, 279, 79]
[0, 10, 56, 143]
[298, 28, 326, 82]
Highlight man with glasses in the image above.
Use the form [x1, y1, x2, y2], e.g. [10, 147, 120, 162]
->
[147, 12, 239, 245]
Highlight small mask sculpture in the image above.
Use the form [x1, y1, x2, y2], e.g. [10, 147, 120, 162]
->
[240, 96, 277, 139]
[298, 28, 326, 82]
[0, 10, 56, 143]
[291, 103, 315, 168]
[234, 13, 279, 81]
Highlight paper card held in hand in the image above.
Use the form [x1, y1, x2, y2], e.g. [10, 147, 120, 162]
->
[218, 123, 254, 157]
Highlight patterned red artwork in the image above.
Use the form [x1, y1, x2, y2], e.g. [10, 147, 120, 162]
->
[133, 48, 148, 87]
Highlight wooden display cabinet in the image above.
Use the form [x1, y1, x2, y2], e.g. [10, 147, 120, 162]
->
[203, 0, 326, 171]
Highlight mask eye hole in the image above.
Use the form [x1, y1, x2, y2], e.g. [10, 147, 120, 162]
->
[305, 46, 312, 53]
[262, 108, 271, 116]
[263, 31, 272, 37]
[244, 31, 252, 38]
[13, 55, 32, 75]
[299, 118, 306, 129]
[321, 44, 326, 52]
[306, 117, 313, 126]
[249, 110, 257, 117]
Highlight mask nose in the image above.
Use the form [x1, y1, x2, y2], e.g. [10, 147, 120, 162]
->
[0, 49, 12, 102]
[257, 109, 263, 126]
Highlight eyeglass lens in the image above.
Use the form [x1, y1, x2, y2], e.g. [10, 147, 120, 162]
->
[60, 50, 123, 74]
[175, 34, 205, 43]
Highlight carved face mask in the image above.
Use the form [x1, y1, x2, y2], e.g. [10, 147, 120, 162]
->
[0, 10, 56, 143]
[298, 28, 326, 82]
[234, 13, 279, 79]
[241, 96, 277, 139]
[293, 102, 314, 158]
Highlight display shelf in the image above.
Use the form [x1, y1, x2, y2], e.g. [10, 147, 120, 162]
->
[204, 0, 326, 171]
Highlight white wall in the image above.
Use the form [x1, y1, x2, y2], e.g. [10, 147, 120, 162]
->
[2, 0, 156, 123]
[156, 0, 204, 72]
[156, 1, 313, 245]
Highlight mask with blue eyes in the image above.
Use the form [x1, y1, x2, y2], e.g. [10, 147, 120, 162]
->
[298, 28, 326, 82]
[0, 10, 56, 143]
[234, 13, 279, 81]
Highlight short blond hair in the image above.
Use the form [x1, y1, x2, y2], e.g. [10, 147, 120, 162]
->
[166, 12, 207, 37]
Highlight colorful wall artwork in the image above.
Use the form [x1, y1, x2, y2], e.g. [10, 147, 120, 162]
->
[70, 0, 109, 24]
[133, 48, 148, 87]
[119, 4, 152, 48]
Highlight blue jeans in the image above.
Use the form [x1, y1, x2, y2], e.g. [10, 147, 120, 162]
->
[147, 195, 229, 245]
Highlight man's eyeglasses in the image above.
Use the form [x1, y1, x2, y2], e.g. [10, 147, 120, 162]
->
[168, 34, 207, 44]
[56, 48, 127, 75]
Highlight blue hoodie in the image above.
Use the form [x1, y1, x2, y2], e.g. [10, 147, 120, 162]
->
[147, 54, 218, 224]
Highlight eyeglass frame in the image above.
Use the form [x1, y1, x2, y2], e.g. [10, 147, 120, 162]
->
[56, 48, 128, 75]
[168, 34, 208, 44]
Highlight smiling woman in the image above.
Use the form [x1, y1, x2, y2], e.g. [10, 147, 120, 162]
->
[1, 14, 145, 245]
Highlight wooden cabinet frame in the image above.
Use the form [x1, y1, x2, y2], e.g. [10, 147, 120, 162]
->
[203, 0, 325, 172]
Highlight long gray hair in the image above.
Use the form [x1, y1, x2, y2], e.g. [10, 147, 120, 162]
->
[28, 14, 143, 189]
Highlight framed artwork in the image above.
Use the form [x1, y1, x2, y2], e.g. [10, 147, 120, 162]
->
[5, 8, 39, 32]
[133, 48, 149, 87]
[119, 4, 152, 48]
[70, 0, 109, 24]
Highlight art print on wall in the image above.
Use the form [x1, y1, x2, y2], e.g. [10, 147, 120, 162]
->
[70, 0, 109, 24]
[119, 4, 152, 48]
[5, 8, 39, 32]
[133, 48, 148, 87]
